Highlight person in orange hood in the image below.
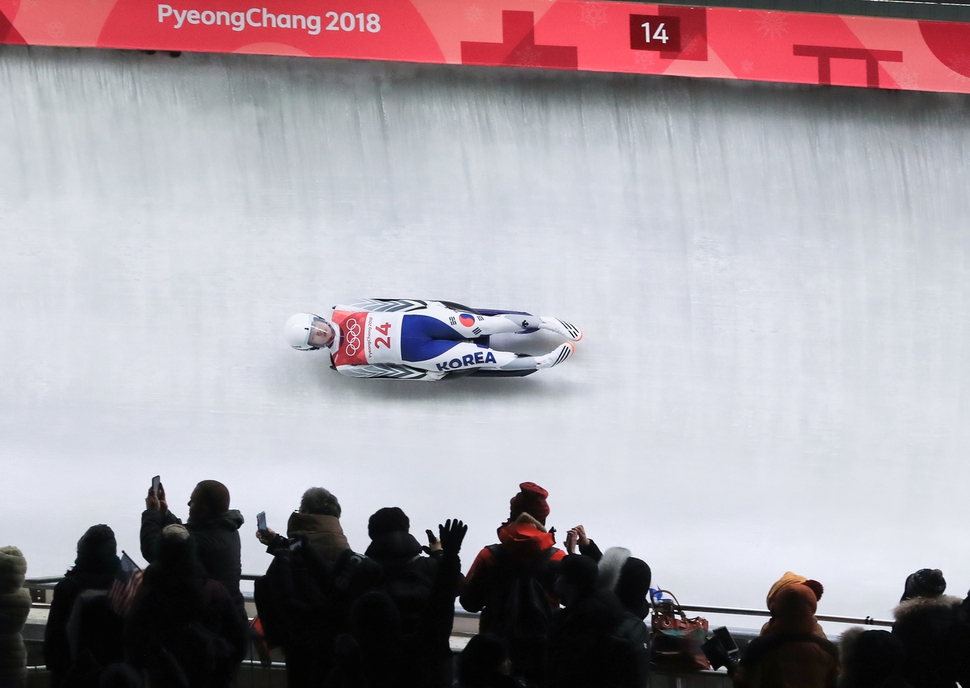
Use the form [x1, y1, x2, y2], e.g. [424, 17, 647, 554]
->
[761, 572, 827, 638]
[733, 572, 839, 688]
[459, 482, 566, 685]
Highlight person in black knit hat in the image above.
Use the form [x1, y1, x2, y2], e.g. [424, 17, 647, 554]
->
[336, 518, 466, 688]
[892, 568, 965, 688]
[900, 569, 947, 602]
[364, 507, 440, 635]
[44, 525, 124, 688]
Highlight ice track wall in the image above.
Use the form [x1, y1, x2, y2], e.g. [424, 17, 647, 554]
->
[2, 47, 969, 624]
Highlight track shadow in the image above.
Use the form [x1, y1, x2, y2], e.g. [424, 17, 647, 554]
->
[308, 366, 579, 402]
[301, 329, 579, 402]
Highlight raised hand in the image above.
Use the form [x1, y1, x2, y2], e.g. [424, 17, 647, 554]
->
[422, 529, 442, 555]
[146, 486, 160, 512]
[565, 525, 590, 554]
[438, 519, 468, 555]
[256, 527, 278, 546]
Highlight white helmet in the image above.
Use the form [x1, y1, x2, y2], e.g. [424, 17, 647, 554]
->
[284, 313, 334, 350]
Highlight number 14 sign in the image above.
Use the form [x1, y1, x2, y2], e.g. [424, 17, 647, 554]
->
[629, 14, 681, 52]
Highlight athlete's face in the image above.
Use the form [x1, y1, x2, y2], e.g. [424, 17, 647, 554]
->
[308, 319, 335, 348]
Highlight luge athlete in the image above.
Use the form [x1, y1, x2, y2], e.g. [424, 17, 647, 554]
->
[284, 299, 582, 380]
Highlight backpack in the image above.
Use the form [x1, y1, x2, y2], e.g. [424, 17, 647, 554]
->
[601, 612, 650, 687]
[482, 545, 558, 646]
[65, 589, 124, 663]
[255, 544, 378, 650]
[254, 549, 328, 648]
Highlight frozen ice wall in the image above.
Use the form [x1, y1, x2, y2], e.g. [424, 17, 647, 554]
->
[2, 46, 969, 624]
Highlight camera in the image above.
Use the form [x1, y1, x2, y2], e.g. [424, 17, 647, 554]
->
[702, 627, 740, 672]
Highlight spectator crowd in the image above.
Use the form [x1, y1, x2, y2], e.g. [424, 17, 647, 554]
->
[1, 479, 969, 688]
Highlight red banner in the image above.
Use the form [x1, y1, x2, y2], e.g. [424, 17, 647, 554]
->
[2, 0, 970, 93]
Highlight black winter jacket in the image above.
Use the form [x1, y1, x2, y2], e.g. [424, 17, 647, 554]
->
[547, 589, 632, 688]
[44, 569, 122, 688]
[255, 540, 381, 688]
[365, 532, 443, 636]
[125, 561, 247, 688]
[140, 509, 245, 615]
[892, 595, 965, 688]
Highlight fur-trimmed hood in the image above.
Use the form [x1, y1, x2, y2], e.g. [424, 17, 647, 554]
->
[893, 594, 963, 621]
[596, 547, 651, 620]
[597, 547, 631, 592]
[287, 512, 350, 562]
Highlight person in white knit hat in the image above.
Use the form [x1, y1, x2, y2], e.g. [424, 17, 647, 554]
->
[0, 546, 31, 688]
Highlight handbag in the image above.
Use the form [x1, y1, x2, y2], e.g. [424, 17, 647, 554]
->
[649, 589, 711, 671]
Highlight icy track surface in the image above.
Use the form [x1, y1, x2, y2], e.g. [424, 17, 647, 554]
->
[2, 47, 969, 625]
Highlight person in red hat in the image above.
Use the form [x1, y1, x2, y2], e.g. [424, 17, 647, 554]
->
[459, 482, 566, 685]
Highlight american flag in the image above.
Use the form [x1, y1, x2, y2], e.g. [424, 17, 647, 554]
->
[107, 551, 144, 615]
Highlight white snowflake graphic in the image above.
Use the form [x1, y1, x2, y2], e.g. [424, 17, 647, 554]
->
[579, 4, 607, 29]
[513, 46, 543, 68]
[679, 35, 705, 60]
[755, 12, 788, 40]
[886, 65, 918, 90]
[465, 6, 483, 24]
[739, 59, 754, 74]
[47, 20, 65, 38]
[633, 51, 659, 69]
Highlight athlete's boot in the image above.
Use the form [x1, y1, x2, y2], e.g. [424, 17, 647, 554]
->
[538, 317, 583, 342]
[535, 342, 575, 369]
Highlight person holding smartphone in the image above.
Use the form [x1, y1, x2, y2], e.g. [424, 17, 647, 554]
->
[253, 487, 380, 688]
[141, 478, 246, 618]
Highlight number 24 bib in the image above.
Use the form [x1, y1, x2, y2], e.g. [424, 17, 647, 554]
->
[330, 310, 405, 366]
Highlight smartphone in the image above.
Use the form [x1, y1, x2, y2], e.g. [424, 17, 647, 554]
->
[256, 511, 267, 532]
[713, 626, 739, 655]
[151, 475, 161, 494]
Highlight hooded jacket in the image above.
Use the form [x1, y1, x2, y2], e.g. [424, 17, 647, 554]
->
[141, 508, 245, 614]
[365, 530, 441, 637]
[735, 573, 838, 688]
[596, 547, 651, 621]
[44, 565, 122, 687]
[286, 513, 351, 562]
[125, 556, 247, 688]
[892, 595, 964, 688]
[460, 513, 566, 624]
[547, 556, 631, 688]
[0, 547, 31, 688]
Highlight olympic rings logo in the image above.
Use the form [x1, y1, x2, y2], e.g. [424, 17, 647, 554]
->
[344, 318, 362, 355]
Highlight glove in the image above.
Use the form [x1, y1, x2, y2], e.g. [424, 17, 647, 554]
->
[438, 519, 467, 555]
